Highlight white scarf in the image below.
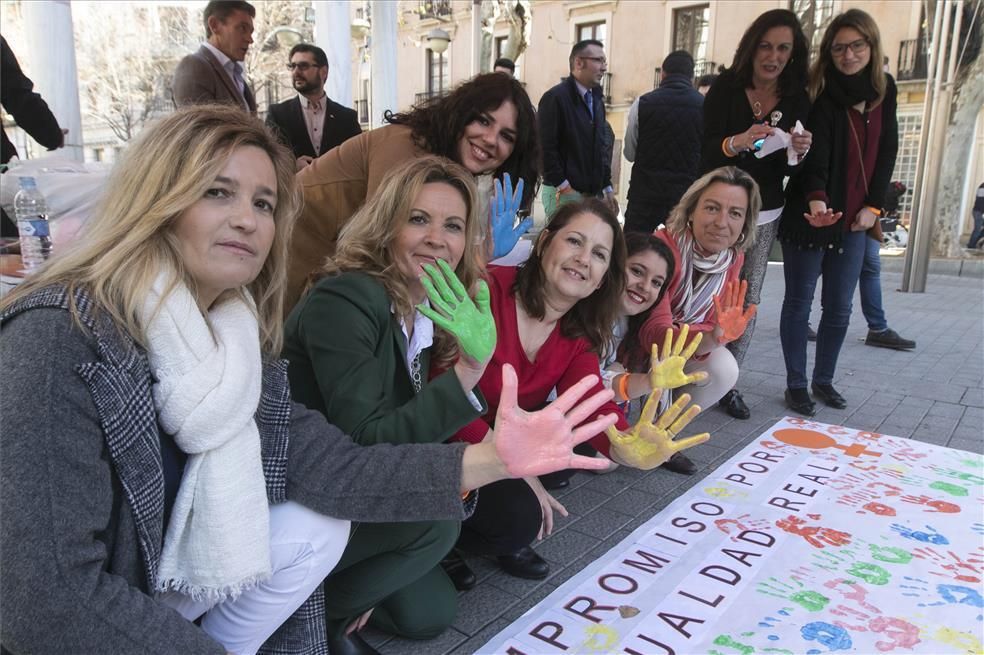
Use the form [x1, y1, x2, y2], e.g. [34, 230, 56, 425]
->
[670, 229, 735, 326]
[141, 274, 271, 603]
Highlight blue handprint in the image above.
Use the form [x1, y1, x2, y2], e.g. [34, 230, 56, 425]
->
[490, 173, 532, 259]
[890, 523, 949, 544]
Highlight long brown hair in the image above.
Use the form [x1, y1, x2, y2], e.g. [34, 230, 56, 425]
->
[320, 156, 483, 367]
[513, 198, 626, 353]
[618, 232, 677, 372]
[808, 8, 887, 107]
[1, 105, 299, 356]
[385, 72, 540, 209]
[728, 8, 809, 96]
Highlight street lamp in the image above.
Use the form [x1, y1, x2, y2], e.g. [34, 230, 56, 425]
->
[262, 26, 304, 52]
[425, 28, 451, 98]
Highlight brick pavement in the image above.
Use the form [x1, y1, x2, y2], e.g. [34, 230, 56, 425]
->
[364, 265, 983, 655]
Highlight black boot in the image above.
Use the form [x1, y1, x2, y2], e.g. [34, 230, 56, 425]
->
[497, 546, 549, 579]
[439, 550, 477, 591]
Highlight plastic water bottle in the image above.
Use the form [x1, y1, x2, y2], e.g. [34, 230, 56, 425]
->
[14, 176, 52, 271]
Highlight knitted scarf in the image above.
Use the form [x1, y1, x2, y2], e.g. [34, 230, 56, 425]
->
[670, 229, 735, 325]
[141, 274, 271, 603]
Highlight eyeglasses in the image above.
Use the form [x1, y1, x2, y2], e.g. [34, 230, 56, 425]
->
[830, 39, 869, 56]
[578, 55, 607, 65]
[287, 62, 323, 72]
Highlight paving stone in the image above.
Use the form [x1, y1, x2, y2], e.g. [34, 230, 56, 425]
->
[450, 584, 519, 635]
[569, 507, 634, 540]
[535, 529, 600, 566]
[380, 627, 468, 655]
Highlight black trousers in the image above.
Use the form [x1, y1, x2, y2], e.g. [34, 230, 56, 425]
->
[624, 199, 674, 234]
[457, 478, 542, 556]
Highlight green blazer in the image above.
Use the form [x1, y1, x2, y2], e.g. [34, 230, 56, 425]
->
[283, 271, 485, 446]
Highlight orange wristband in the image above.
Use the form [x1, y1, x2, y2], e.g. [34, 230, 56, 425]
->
[721, 137, 732, 158]
[865, 206, 882, 217]
[616, 373, 630, 402]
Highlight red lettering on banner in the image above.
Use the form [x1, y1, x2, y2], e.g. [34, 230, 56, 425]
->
[564, 597, 615, 623]
[657, 612, 705, 638]
[530, 622, 569, 649]
[623, 549, 672, 574]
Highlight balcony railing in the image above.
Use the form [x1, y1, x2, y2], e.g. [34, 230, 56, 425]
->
[356, 98, 369, 125]
[417, 0, 452, 20]
[897, 38, 928, 81]
[414, 90, 447, 106]
[653, 60, 718, 88]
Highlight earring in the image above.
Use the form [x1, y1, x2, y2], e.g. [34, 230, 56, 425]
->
[737, 232, 746, 244]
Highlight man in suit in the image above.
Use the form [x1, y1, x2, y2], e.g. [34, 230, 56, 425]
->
[265, 44, 361, 172]
[537, 39, 617, 219]
[172, 1, 256, 113]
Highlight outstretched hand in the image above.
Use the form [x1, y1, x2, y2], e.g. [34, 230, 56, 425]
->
[493, 364, 616, 477]
[417, 259, 496, 364]
[713, 279, 757, 344]
[649, 324, 709, 390]
[804, 206, 843, 228]
[606, 389, 709, 470]
[490, 173, 533, 260]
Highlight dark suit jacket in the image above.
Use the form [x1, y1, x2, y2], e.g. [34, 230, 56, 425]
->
[1, 36, 62, 165]
[171, 45, 255, 113]
[265, 95, 361, 159]
[537, 76, 611, 194]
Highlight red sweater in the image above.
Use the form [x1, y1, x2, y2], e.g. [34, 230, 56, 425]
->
[638, 229, 744, 354]
[450, 266, 629, 456]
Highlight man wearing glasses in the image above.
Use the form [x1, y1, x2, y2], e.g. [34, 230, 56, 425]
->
[266, 44, 361, 171]
[172, 1, 257, 113]
[537, 39, 618, 218]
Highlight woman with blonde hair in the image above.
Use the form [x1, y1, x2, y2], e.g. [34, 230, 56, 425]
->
[282, 156, 494, 649]
[0, 105, 618, 654]
[778, 8, 899, 416]
[639, 166, 761, 429]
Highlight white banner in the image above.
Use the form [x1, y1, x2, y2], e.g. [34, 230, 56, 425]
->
[480, 418, 984, 654]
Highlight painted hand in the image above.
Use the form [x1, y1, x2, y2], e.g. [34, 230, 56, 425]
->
[606, 389, 709, 470]
[493, 364, 617, 477]
[803, 208, 844, 227]
[490, 173, 532, 260]
[417, 259, 496, 364]
[649, 323, 708, 390]
[713, 280, 758, 344]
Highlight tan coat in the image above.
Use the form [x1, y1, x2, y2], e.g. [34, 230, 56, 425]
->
[286, 125, 422, 312]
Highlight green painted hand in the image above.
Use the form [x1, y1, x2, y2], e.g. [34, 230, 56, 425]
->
[417, 259, 496, 363]
[649, 323, 709, 390]
[606, 389, 709, 470]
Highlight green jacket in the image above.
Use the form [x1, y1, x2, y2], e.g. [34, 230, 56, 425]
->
[283, 271, 485, 445]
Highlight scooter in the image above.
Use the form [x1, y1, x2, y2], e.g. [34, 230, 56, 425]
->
[880, 181, 908, 249]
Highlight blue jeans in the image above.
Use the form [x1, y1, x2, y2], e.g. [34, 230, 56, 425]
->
[969, 210, 984, 249]
[859, 235, 888, 332]
[780, 230, 866, 390]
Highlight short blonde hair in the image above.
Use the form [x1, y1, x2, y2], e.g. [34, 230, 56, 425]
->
[2, 105, 299, 355]
[664, 166, 760, 252]
[321, 155, 483, 366]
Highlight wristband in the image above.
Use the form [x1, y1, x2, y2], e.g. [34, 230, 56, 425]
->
[616, 373, 631, 402]
[864, 206, 882, 217]
[721, 137, 732, 157]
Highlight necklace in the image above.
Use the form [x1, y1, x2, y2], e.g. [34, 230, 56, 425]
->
[751, 100, 763, 118]
[746, 85, 777, 120]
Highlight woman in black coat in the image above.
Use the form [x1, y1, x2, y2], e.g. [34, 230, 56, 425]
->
[778, 9, 899, 416]
[700, 9, 813, 421]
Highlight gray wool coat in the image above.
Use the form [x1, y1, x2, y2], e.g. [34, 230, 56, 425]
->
[0, 286, 472, 655]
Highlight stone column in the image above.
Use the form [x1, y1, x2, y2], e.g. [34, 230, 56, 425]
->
[21, 0, 83, 161]
[312, 1, 353, 107]
[370, 1, 397, 128]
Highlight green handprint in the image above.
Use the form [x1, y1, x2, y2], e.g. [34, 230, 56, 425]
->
[417, 259, 496, 363]
[649, 323, 709, 390]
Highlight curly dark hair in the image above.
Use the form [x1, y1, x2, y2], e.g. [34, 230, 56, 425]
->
[385, 72, 540, 209]
[513, 198, 626, 353]
[728, 8, 809, 96]
[618, 232, 676, 372]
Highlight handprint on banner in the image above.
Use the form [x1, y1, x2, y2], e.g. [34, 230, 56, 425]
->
[714, 513, 772, 540]
[756, 577, 830, 611]
[929, 480, 969, 497]
[776, 514, 853, 549]
[581, 624, 619, 652]
[703, 483, 750, 501]
[889, 523, 950, 545]
[899, 493, 961, 514]
[823, 578, 881, 614]
[911, 546, 984, 584]
[876, 437, 930, 464]
[928, 465, 984, 485]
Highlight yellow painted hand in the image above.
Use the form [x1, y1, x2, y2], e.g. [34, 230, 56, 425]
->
[606, 389, 710, 470]
[649, 324, 709, 390]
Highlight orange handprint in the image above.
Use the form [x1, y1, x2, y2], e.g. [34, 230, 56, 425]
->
[713, 279, 758, 344]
